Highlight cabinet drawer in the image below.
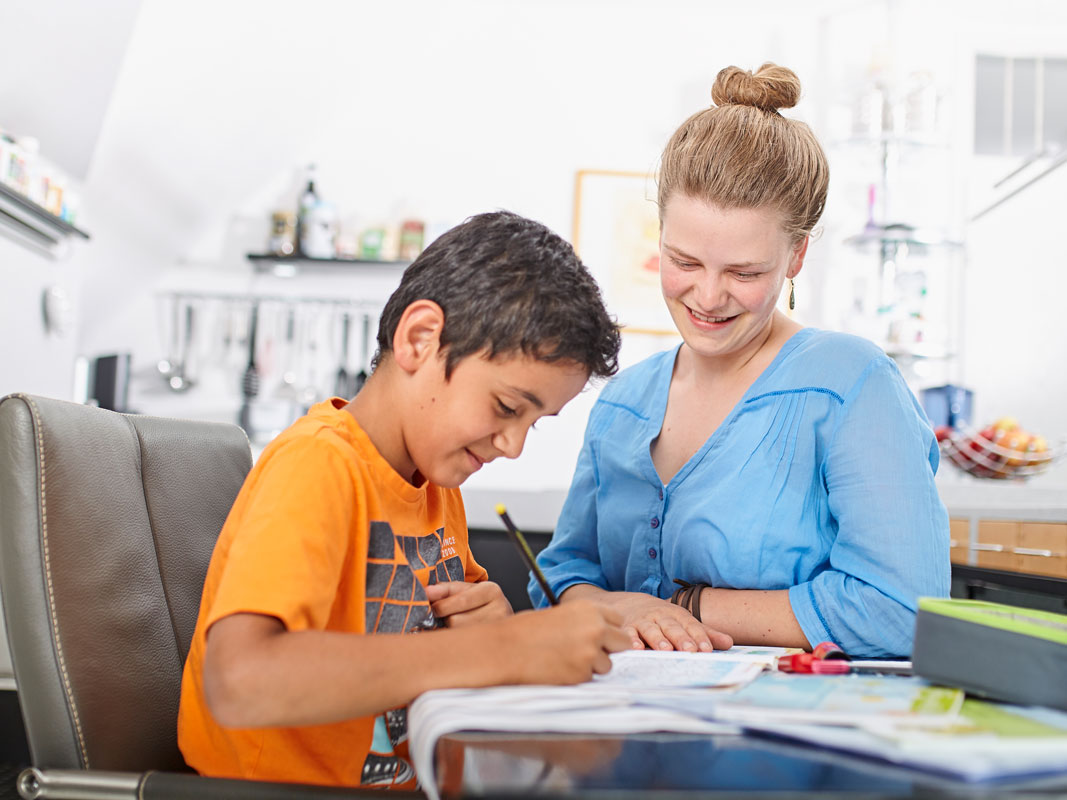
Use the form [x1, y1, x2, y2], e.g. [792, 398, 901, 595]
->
[949, 518, 970, 564]
[975, 521, 1021, 571]
[1016, 523, 1067, 577]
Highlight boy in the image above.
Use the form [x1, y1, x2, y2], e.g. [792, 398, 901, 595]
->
[178, 211, 630, 788]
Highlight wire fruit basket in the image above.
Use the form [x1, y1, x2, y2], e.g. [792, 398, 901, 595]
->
[937, 426, 1062, 480]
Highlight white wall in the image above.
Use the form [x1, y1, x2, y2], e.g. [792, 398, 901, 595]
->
[953, 12, 1067, 489]
[3, 0, 1067, 492]
[0, 237, 83, 399]
[0, 0, 140, 399]
[64, 0, 833, 491]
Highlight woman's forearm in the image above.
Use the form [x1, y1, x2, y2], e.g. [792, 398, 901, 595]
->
[698, 587, 810, 649]
[562, 583, 809, 650]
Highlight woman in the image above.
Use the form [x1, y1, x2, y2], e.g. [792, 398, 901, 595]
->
[532, 63, 949, 658]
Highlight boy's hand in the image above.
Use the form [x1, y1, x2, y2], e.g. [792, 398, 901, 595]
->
[500, 601, 631, 684]
[425, 580, 512, 627]
[576, 590, 733, 653]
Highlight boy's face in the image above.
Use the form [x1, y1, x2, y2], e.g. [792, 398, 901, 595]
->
[404, 351, 589, 488]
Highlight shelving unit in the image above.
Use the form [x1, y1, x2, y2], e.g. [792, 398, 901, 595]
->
[246, 253, 410, 276]
[0, 182, 89, 258]
[839, 134, 965, 387]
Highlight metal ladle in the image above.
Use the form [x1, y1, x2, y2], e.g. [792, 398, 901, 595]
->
[167, 302, 196, 393]
[157, 295, 179, 383]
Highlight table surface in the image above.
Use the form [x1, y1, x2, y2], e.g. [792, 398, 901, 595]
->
[435, 730, 1067, 798]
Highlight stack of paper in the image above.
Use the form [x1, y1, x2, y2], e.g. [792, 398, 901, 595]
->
[408, 647, 775, 798]
[408, 645, 1067, 796]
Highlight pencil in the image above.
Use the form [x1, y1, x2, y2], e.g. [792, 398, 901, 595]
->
[495, 503, 559, 606]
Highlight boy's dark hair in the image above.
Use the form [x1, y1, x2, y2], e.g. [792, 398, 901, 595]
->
[374, 211, 620, 379]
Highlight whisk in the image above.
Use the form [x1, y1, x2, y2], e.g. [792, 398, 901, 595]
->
[238, 302, 260, 435]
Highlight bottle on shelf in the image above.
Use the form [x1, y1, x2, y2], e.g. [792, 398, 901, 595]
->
[268, 211, 296, 256]
[302, 200, 338, 259]
[398, 219, 425, 261]
[295, 164, 319, 257]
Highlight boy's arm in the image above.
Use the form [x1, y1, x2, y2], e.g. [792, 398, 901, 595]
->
[203, 602, 629, 729]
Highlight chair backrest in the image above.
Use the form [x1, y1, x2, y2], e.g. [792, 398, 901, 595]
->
[0, 394, 251, 772]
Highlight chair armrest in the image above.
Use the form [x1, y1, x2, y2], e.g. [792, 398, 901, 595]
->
[17, 768, 424, 800]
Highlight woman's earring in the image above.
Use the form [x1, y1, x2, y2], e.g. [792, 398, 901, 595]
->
[789, 279, 796, 311]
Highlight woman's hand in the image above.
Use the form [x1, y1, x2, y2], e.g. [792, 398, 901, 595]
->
[425, 580, 513, 627]
[563, 586, 733, 652]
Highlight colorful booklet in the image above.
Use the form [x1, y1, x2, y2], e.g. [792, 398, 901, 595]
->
[712, 671, 964, 726]
[742, 698, 1067, 782]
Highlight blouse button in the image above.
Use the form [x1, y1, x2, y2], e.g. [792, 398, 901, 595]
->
[658, 489, 664, 500]
[650, 517, 660, 529]
[648, 547, 657, 559]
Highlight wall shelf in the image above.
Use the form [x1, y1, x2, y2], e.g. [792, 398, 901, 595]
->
[0, 183, 89, 258]
[246, 253, 410, 276]
[844, 224, 963, 251]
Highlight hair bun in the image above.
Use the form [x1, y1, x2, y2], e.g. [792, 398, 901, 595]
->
[711, 63, 801, 112]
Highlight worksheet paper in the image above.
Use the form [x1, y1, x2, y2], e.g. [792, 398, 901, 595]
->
[408, 649, 771, 799]
[408, 686, 734, 800]
[592, 649, 769, 688]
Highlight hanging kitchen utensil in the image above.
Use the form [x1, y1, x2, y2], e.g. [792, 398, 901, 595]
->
[334, 311, 353, 398]
[205, 298, 229, 368]
[275, 304, 299, 400]
[353, 312, 371, 394]
[297, 306, 321, 408]
[167, 301, 196, 393]
[238, 301, 260, 436]
[157, 294, 180, 385]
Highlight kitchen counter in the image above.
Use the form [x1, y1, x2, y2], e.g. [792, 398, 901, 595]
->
[463, 474, 1067, 533]
[935, 479, 1067, 522]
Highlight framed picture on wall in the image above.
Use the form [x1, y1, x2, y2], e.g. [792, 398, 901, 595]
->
[571, 169, 677, 336]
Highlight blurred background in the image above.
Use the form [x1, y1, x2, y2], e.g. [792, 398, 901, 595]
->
[2, 0, 1065, 501]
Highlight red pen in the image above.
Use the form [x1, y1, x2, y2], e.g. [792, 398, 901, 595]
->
[777, 653, 816, 673]
[778, 642, 851, 674]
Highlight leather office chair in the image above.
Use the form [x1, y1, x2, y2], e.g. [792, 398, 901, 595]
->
[0, 394, 407, 799]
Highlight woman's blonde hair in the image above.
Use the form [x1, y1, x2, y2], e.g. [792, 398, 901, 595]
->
[657, 63, 829, 243]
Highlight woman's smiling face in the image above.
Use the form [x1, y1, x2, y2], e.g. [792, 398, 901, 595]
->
[658, 194, 806, 362]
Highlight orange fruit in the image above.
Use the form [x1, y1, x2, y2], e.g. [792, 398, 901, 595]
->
[1024, 435, 1051, 468]
[992, 416, 1019, 434]
[996, 428, 1032, 467]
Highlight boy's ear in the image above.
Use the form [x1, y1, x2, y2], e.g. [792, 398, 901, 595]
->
[391, 299, 445, 374]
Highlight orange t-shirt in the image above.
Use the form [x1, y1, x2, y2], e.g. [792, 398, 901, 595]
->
[178, 398, 486, 788]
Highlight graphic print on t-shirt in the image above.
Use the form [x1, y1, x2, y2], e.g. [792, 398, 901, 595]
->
[360, 520, 465, 787]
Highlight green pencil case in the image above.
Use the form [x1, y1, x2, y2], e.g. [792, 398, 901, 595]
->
[912, 597, 1067, 711]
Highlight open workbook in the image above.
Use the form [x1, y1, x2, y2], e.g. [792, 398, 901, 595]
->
[408, 647, 779, 799]
[407, 647, 1067, 799]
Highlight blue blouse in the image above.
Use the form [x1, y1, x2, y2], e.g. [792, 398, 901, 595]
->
[531, 328, 950, 657]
